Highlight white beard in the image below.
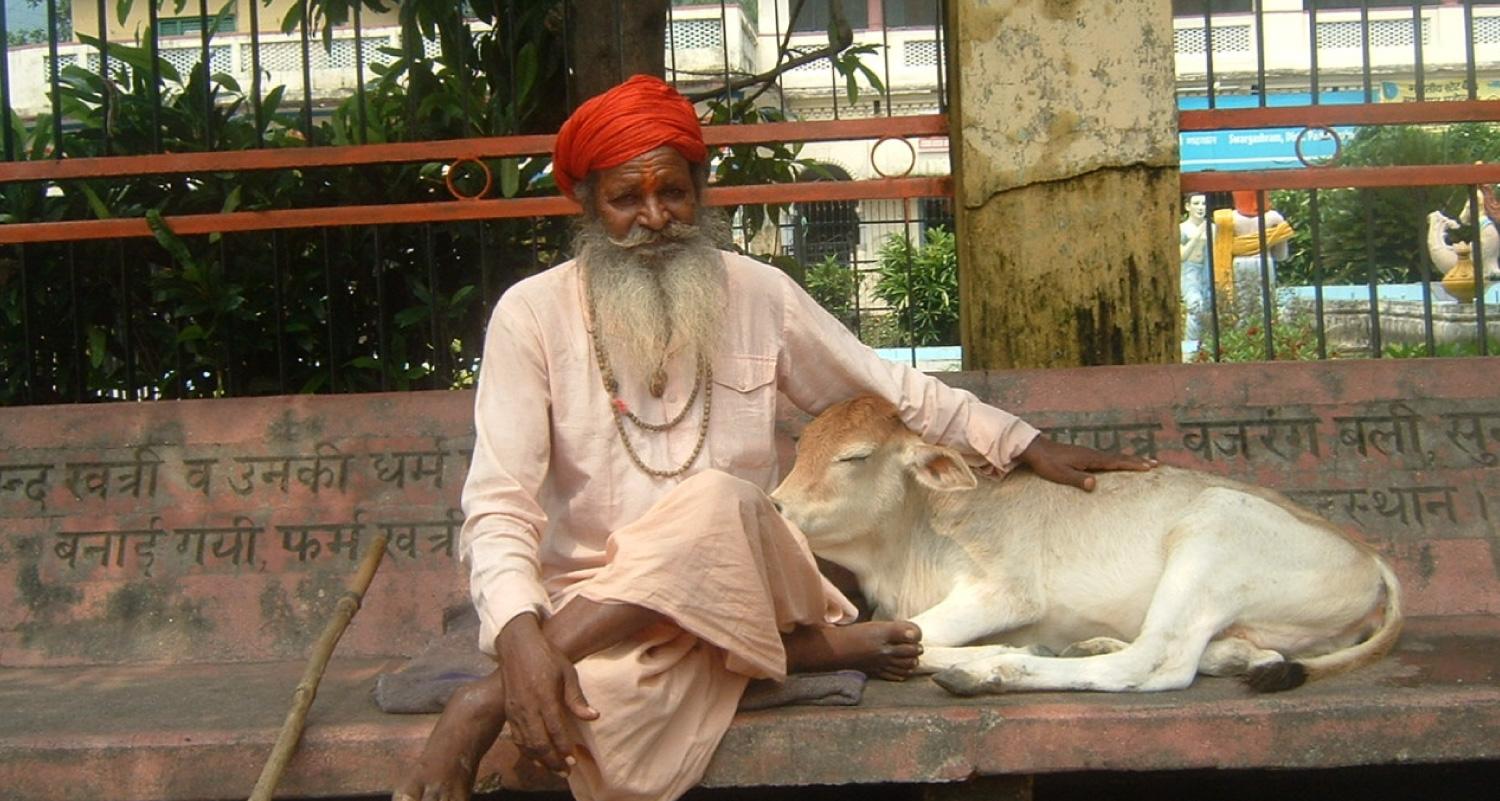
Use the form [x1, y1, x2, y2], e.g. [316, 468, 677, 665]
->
[578, 210, 731, 382]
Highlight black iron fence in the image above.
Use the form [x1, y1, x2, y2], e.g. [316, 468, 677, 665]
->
[0, 1, 952, 405]
[6, 2, 1499, 407]
[1175, 1, 1500, 361]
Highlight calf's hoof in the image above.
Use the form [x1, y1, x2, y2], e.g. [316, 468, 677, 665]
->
[932, 666, 996, 696]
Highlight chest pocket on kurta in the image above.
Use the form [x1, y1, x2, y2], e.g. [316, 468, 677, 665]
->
[708, 354, 778, 473]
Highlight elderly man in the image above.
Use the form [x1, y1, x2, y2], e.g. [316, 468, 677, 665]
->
[394, 75, 1152, 801]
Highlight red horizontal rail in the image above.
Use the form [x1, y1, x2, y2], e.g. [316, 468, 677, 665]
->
[0, 115, 948, 183]
[0, 177, 949, 244]
[1181, 163, 1500, 193]
[1179, 99, 1500, 131]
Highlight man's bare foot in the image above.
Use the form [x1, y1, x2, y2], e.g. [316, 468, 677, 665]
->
[784, 621, 923, 681]
[392, 671, 507, 801]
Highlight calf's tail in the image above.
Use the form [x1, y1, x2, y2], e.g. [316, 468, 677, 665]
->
[1244, 555, 1404, 692]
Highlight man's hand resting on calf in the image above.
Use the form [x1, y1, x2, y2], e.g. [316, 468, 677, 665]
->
[1017, 435, 1157, 492]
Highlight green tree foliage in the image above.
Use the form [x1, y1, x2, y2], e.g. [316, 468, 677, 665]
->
[1, 0, 885, 404]
[1273, 122, 1500, 287]
[873, 226, 958, 347]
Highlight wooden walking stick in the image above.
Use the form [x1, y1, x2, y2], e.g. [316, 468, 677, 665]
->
[248, 533, 389, 801]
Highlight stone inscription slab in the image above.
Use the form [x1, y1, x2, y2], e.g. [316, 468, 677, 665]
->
[2, 359, 1498, 667]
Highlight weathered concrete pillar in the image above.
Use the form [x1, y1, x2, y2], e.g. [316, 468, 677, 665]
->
[947, 0, 1180, 368]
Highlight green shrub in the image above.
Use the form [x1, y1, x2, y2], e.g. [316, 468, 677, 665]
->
[803, 254, 859, 331]
[873, 227, 958, 347]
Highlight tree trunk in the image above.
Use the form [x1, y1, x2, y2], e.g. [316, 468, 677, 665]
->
[567, 0, 670, 103]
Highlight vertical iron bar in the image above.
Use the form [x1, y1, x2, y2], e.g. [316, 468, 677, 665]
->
[1253, 0, 1266, 108]
[148, 0, 163, 152]
[247, 0, 265, 147]
[353, 0, 368, 143]
[1362, 194, 1382, 357]
[1410, 0, 1424, 102]
[879, 0, 892, 116]
[1255, 190, 1274, 359]
[323, 228, 337, 393]
[772, 0, 785, 116]
[720, 0, 732, 104]
[934, 0, 946, 114]
[667, 1, 678, 88]
[68, 242, 81, 401]
[97, 0, 111, 154]
[456, 2, 468, 85]
[20, 244, 35, 402]
[119, 246, 136, 400]
[1464, 0, 1478, 101]
[272, 231, 288, 393]
[1360, 0, 1373, 103]
[561, 0, 574, 110]
[1309, 189, 1327, 360]
[1469, 184, 1490, 355]
[1203, 1, 1216, 109]
[481, 221, 495, 312]
[507, 0, 518, 130]
[425, 223, 442, 387]
[45, 0, 64, 157]
[173, 291, 184, 399]
[220, 237, 234, 395]
[830, 48, 840, 120]
[249, 0, 265, 147]
[299, 0, 315, 143]
[198, 0, 213, 149]
[0, 1, 12, 160]
[374, 226, 390, 392]
[1418, 223, 1437, 357]
[1308, 1, 1319, 104]
[902, 197, 916, 366]
[1204, 210, 1221, 362]
[613, 0, 625, 83]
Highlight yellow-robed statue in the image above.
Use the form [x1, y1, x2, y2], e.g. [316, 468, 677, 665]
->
[1212, 190, 1294, 308]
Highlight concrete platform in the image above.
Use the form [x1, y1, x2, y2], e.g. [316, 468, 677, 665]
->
[2, 615, 1497, 801]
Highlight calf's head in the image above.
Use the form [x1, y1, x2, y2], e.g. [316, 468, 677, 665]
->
[771, 396, 977, 549]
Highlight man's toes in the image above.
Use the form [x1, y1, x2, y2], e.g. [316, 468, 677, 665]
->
[886, 642, 921, 658]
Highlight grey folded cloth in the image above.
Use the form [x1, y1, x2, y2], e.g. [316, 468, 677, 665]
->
[737, 669, 866, 711]
[373, 608, 867, 714]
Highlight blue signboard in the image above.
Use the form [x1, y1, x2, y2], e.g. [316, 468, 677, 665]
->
[1179, 91, 1364, 172]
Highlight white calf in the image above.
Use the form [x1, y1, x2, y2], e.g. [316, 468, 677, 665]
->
[771, 396, 1402, 694]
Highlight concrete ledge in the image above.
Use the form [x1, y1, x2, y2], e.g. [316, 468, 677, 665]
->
[2, 616, 1498, 801]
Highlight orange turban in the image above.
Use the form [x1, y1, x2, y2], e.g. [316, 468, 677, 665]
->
[551, 74, 707, 198]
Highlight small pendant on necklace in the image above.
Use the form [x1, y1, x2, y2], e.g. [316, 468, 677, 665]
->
[648, 367, 667, 398]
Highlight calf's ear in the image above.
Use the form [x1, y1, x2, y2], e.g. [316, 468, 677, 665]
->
[908, 443, 978, 492]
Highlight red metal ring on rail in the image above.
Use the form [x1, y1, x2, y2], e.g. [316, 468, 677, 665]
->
[444, 158, 494, 200]
[1294, 125, 1343, 168]
[870, 135, 918, 179]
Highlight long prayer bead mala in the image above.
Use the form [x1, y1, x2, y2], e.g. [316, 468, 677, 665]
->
[586, 279, 712, 478]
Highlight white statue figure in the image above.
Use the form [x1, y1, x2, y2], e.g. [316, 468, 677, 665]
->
[1178, 193, 1211, 346]
[1427, 195, 1500, 284]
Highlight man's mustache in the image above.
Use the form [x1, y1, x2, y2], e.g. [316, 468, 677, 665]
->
[608, 219, 701, 250]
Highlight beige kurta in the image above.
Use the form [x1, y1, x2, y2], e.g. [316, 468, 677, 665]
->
[460, 251, 1039, 800]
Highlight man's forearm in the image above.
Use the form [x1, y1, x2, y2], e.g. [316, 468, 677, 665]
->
[499, 600, 669, 665]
